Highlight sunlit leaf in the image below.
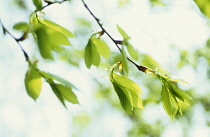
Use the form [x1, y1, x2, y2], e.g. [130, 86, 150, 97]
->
[112, 82, 133, 114]
[194, 0, 210, 18]
[125, 43, 138, 60]
[32, 0, 42, 10]
[157, 73, 194, 118]
[110, 71, 143, 113]
[29, 12, 39, 25]
[161, 83, 178, 118]
[13, 22, 29, 32]
[35, 25, 71, 59]
[55, 84, 79, 104]
[48, 80, 66, 108]
[35, 27, 54, 59]
[38, 18, 75, 38]
[92, 38, 110, 59]
[121, 47, 129, 76]
[84, 39, 100, 68]
[24, 63, 42, 101]
[116, 25, 130, 41]
[41, 71, 77, 89]
[112, 72, 142, 94]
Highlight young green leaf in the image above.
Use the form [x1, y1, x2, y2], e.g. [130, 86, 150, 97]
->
[35, 25, 71, 59]
[55, 84, 79, 104]
[40, 71, 77, 89]
[121, 47, 129, 76]
[32, 0, 42, 10]
[158, 74, 194, 118]
[13, 22, 29, 32]
[112, 82, 133, 114]
[110, 71, 143, 113]
[112, 72, 142, 95]
[48, 80, 66, 108]
[38, 18, 75, 38]
[116, 25, 130, 41]
[125, 43, 138, 60]
[84, 39, 101, 68]
[92, 38, 110, 59]
[35, 27, 54, 59]
[24, 64, 42, 101]
[161, 84, 178, 118]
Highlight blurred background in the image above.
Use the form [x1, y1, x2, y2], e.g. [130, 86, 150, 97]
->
[0, 0, 210, 136]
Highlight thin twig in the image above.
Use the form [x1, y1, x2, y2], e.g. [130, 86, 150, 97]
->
[81, 0, 122, 52]
[81, 0, 155, 73]
[0, 19, 29, 61]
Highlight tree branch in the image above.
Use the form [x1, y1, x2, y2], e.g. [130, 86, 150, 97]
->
[81, 0, 155, 74]
[0, 19, 29, 61]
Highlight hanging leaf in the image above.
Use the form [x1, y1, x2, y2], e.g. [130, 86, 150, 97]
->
[157, 73, 194, 118]
[55, 84, 79, 104]
[116, 25, 130, 41]
[110, 71, 143, 114]
[35, 24, 72, 59]
[48, 80, 67, 108]
[112, 82, 133, 114]
[125, 42, 138, 60]
[112, 72, 142, 94]
[121, 47, 129, 76]
[38, 18, 75, 38]
[32, 0, 42, 10]
[40, 71, 77, 89]
[161, 83, 178, 118]
[24, 63, 42, 101]
[84, 39, 101, 68]
[13, 22, 29, 32]
[92, 38, 110, 59]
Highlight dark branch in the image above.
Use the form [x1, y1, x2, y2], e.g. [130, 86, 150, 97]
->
[81, 0, 122, 52]
[0, 19, 29, 61]
[81, 0, 155, 74]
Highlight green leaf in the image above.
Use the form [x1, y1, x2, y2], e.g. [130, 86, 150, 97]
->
[29, 12, 39, 25]
[116, 25, 130, 41]
[35, 25, 71, 59]
[194, 0, 210, 18]
[121, 47, 129, 76]
[38, 18, 75, 38]
[125, 43, 138, 60]
[92, 38, 110, 59]
[112, 72, 142, 94]
[40, 71, 77, 89]
[24, 64, 42, 101]
[158, 74, 194, 118]
[112, 82, 133, 114]
[32, 0, 42, 10]
[161, 84, 178, 118]
[84, 39, 101, 68]
[110, 72, 143, 113]
[55, 84, 79, 104]
[35, 27, 54, 59]
[13, 22, 29, 32]
[48, 80, 66, 108]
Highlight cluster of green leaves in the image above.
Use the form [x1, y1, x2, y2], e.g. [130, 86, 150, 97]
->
[11, 0, 195, 118]
[84, 35, 110, 68]
[110, 70, 143, 114]
[156, 72, 194, 118]
[194, 0, 210, 18]
[24, 61, 79, 107]
[13, 4, 79, 107]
